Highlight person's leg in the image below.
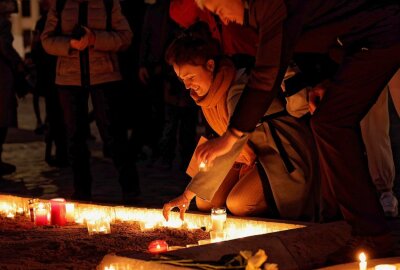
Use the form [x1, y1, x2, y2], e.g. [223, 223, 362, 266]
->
[91, 82, 140, 202]
[0, 127, 15, 175]
[310, 44, 400, 261]
[360, 87, 397, 217]
[58, 86, 92, 200]
[226, 165, 267, 216]
[196, 164, 241, 212]
[45, 84, 68, 166]
[157, 104, 179, 170]
[178, 105, 198, 171]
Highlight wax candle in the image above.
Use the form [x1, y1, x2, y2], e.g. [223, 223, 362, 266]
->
[65, 203, 75, 223]
[87, 218, 111, 235]
[50, 198, 66, 226]
[199, 161, 208, 172]
[148, 240, 168, 254]
[210, 231, 226, 243]
[359, 252, 367, 270]
[28, 199, 38, 222]
[34, 202, 50, 226]
[375, 265, 397, 270]
[211, 207, 226, 232]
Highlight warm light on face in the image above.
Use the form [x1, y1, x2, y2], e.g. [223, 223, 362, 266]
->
[173, 63, 213, 97]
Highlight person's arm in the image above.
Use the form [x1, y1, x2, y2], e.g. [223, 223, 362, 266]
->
[195, 0, 289, 164]
[0, 19, 24, 71]
[92, 0, 132, 52]
[40, 1, 73, 57]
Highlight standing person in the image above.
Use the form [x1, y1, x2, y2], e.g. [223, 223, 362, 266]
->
[163, 24, 318, 221]
[193, 0, 400, 264]
[137, 0, 172, 163]
[41, 0, 140, 203]
[0, 0, 22, 176]
[31, 0, 69, 167]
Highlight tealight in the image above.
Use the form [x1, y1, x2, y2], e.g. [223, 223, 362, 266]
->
[148, 240, 168, 254]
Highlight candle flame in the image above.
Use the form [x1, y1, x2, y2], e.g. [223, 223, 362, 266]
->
[359, 252, 366, 262]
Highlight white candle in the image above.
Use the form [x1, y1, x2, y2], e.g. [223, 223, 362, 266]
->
[199, 161, 208, 172]
[375, 265, 396, 270]
[211, 207, 226, 232]
[65, 203, 75, 223]
[87, 218, 111, 235]
[359, 252, 367, 270]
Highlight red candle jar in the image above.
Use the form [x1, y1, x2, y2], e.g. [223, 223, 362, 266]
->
[148, 240, 168, 254]
[34, 202, 50, 226]
[50, 198, 66, 226]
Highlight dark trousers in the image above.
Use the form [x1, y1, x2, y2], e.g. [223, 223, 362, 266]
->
[45, 84, 68, 161]
[58, 81, 140, 198]
[159, 104, 198, 169]
[310, 44, 400, 236]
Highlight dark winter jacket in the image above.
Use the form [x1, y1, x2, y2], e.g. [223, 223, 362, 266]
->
[230, 0, 400, 132]
[41, 0, 132, 86]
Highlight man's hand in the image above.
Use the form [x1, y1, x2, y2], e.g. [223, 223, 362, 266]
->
[162, 190, 195, 221]
[138, 67, 150, 85]
[195, 128, 241, 166]
[308, 84, 327, 114]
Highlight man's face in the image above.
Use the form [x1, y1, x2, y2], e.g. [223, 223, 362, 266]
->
[203, 0, 244, 25]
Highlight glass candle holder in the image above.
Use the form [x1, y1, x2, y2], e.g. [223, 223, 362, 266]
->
[148, 240, 168, 254]
[210, 231, 227, 243]
[34, 202, 51, 226]
[374, 265, 397, 270]
[211, 207, 226, 232]
[50, 198, 66, 226]
[65, 203, 75, 223]
[28, 199, 38, 222]
[87, 218, 111, 235]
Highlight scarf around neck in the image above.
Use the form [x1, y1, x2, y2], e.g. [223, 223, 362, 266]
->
[191, 58, 236, 135]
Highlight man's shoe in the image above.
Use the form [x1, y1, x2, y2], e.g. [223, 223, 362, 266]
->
[380, 192, 398, 217]
[0, 162, 16, 176]
[325, 233, 394, 265]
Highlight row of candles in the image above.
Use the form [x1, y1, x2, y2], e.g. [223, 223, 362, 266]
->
[359, 252, 399, 270]
[0, 195, 299, 252]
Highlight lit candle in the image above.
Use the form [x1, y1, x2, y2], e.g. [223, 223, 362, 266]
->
[375, 265, 397, 270]
[211, 207, 226, 232]
[199, 161, 208, 172]
[65, 203, 75, 223]
[87, 218, 111, 235]
[359, 252, 367, 270]
[148, 240, 168, 254]
[210, 231, 226, 243]
[34, 203, 50, 226]
[50, 198, 67, 226]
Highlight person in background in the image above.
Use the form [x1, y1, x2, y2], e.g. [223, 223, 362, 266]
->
[193, 0, 400, 264]
[41, 0, 140, 203]
[31, 0, 68, 167]
[163, 24, 318, 221]
[0, 0, 23, 176]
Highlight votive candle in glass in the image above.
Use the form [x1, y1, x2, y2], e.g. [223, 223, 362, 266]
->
[148, 240, 168, 254]
[211, 207, 226, 232]
[65, 203, 75, 223]
[50, 198, 66, 226]
[87, 218, 111, 235]
[34, 202, 51, 226]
